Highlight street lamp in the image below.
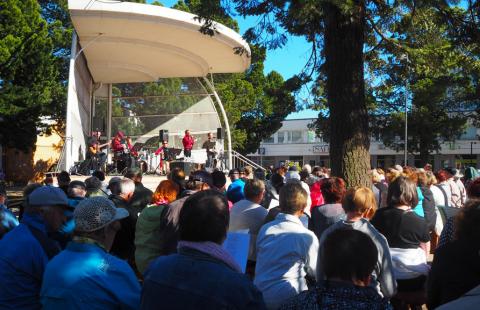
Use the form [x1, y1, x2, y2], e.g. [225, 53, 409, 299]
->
[399, 53, 410, 166]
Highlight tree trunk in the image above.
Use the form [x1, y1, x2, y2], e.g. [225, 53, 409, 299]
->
[323, 1, 371, 187]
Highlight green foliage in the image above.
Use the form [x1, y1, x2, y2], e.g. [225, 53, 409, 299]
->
[0, 0, 67, 151]
[369, 7, 480, 163]
[173, 1, 297, 154]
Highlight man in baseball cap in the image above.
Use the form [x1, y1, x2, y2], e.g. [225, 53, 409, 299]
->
[0, 186, 71, 309]
[41, 197, 140, 309]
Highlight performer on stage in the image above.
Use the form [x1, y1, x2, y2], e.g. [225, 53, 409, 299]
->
[202, 132, 217, 169]
[111, 131, 135, 172]
[154, 140, 172, 175]
[182, 129, 195, 159]
[87, 131, 109, 172]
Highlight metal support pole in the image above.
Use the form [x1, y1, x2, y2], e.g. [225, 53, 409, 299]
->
[203, 77, 232, 170]
[404, 87, 408, 166]
[65, 31, 78, 171]
[106, 84, 113, 159]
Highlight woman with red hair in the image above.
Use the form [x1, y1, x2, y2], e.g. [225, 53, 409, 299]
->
[135, 180, 179, 273]
[309, 177, 346, 240]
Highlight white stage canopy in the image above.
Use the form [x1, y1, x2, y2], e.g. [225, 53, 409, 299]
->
[64, 0, 250, 170]
[68, 0, 251, 83]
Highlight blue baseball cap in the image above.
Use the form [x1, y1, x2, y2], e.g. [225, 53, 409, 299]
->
[28, 186, 70, 208]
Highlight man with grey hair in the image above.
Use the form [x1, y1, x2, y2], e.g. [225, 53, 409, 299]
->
[229, 179, 267, 263]
[0, 186, 72, 309]
[41, 197, 140, 309]
[109, 178, 137, 266]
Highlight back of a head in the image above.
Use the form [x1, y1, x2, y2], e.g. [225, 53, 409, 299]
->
[179, 190, 229, 244]
[270, 173, 285, 192]
[244, 179, 265, 201]
[85, 176, 102, 191]
[387, 176, 418, 208]
[124, 168, 142, 182]
[416, 171, 429, 187]
[57, 171, 71, 185]
[119, 178, 135, 195]
[279, 182, 307, 215]
[254, 168, 266, 181]
[323, 229, 378, 282]
[92, 170, 105, 181]
[467, 178, 480, 199]
[455, 199, 480, 243]
[153, 180, 179, 204]
[342, 187, 377, 216]
[321, 177, 346, 204]
[211, 170, 227, 189]
[68, 181, 86, 198]
[168, 167, 186, 184]
[244, 165, 253, 177]
[302, 164, 312, 174]
[371, 169, 381, 183]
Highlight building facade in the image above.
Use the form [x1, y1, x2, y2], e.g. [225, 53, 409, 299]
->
[248, 118, 480, 170]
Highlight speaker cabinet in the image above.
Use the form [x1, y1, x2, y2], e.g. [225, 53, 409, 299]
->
[170, 161, 195, 175]
[217, 127, 223, 140]
[159, 129, 169, 143]
[92, 117, 105, 132]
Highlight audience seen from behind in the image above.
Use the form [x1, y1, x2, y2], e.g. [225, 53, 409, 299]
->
[135, 180, 179, 274]
[109, 178, 137, 268]
[317, 186, 397, 298]
[371, 176, 430, 301]
[280, 229, 392, 310]
[254, 182, 319, 310]
[0, 163, 478, 310]
[309, 177, 346, 240]
[157, 170, 213, 256]
[0, 186, 71, 309]
[229, 179, 268, 265]
[141, 190, 265, 309]
[124, 168, 153, 212]
[227, 168, 246, 203]
[438, 177, 480, 248]
[40, 197, 140, 309]
[85, 176, 108, 198]
[427, 198, 480, 309]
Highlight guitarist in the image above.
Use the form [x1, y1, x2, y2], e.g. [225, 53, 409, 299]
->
[87, 131, 109, 171]
[202, 132, 217, 169]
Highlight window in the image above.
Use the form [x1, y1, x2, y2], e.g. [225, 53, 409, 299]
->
[278, 131, 285, 143]
[290, 131, 303, 143]
[263, 135, 274, 144]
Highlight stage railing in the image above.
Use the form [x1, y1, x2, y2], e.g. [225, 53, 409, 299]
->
[231, 150, 266, 172]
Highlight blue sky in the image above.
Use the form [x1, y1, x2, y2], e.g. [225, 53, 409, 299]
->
[148, 0, 318, 119]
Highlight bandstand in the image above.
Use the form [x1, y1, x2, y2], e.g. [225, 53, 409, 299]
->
[63, 0, 251, 172]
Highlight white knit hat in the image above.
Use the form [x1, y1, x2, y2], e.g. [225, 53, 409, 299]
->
[74, 197, 128, 232]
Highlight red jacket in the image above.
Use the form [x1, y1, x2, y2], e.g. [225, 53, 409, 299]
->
[182, 135, 194, 150]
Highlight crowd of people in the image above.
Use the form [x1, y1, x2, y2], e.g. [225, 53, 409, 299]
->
[0, 163, 479, 309]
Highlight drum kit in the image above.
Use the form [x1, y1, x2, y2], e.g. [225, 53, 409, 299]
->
[136, 148, 164, 175]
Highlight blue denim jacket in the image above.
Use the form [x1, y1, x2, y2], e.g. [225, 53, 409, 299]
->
[0, 214, 52, 310]
[41, 241, 141, 310]
[141, 247, 266, 310]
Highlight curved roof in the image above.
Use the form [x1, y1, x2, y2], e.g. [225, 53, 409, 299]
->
[68, 0, 251, 83]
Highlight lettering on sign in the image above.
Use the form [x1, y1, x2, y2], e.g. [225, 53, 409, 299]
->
[313, 145, 329, 153]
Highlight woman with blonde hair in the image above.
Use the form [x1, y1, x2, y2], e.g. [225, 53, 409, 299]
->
[317, 186, 397, 298]
[135, 180, 179, 273]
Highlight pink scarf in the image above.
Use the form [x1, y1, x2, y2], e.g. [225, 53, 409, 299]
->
[178, 240, 241, 273]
